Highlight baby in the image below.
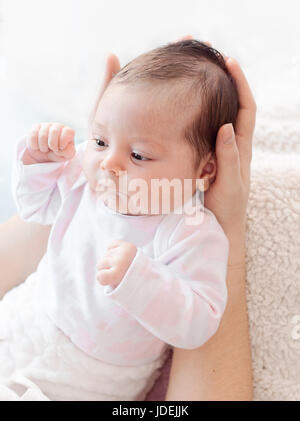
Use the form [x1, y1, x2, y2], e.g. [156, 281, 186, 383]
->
[2, 39, 238, 401]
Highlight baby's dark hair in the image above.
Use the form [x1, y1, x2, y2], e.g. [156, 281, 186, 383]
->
[108, 39, 239, 170]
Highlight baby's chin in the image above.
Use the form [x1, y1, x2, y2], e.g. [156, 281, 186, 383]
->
[103, 196, 133, 215]
[101, 191, 144, 216]
[93, 183, 196, 216]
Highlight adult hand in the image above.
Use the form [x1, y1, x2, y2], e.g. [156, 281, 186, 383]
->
[163, 37, 255, 403]
[174, 35, 256, 268]
[88, 53, 121, 137]
[204, 57, 256, 238]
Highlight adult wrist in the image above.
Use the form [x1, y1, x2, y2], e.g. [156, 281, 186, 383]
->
[226, 223, 246, 269]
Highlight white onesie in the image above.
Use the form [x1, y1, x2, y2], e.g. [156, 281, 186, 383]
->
[0, 136, 229, 401]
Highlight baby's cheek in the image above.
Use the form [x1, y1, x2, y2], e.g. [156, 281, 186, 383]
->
[82, 157, 99, 191]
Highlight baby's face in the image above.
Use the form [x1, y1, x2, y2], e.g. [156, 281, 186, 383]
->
[83, 83, 202, 215]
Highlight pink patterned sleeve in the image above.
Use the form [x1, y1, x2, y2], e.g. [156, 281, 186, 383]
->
[103, 217, 229, 350]
[11, 136, 87, 225]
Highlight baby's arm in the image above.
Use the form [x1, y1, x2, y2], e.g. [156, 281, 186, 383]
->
[102, 221, 229, 350]
[11, 123, 82, 225]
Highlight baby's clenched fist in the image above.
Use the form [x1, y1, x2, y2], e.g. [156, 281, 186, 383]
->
[97, 240, 137, 289]
[24, 122, 76, 164]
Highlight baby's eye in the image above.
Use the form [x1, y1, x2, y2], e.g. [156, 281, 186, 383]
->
[131, 152, 150, 161]
[94, 138, 107, 148]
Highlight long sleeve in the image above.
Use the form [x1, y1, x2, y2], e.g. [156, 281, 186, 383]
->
[103, 217, 229, 350]
[11, 135, 87, 225]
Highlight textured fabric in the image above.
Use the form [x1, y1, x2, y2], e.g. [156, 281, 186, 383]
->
[245, 150, 300, 400]
[0, 273, 168, 401]
[144, 349, 172, 401]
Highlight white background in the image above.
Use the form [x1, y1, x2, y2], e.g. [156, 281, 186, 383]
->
[1, 0, 300, 222]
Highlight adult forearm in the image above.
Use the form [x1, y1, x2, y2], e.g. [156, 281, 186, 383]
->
[0, 215, 51, 299]
[165, 228, 253, 401]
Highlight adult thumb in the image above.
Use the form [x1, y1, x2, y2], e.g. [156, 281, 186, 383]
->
[215, 123, 240, 189]
[88, 53, 121, 130]
[103, 52, 121, 87]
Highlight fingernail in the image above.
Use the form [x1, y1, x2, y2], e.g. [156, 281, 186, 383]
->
[223, 123, 234, 144]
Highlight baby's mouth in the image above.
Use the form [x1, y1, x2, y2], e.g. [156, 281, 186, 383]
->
[99, 185, 126, 196]
[95, 181, 128, 201]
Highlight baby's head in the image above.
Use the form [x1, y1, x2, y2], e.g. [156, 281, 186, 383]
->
[83, 39, 238, 215]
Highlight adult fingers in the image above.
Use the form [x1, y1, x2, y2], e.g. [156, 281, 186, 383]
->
[226, 57, 256, 114]
[202, 40, 227, 61]
[214, 123, 242, 194]
[173, 34, 194, 42]
[225, 57, 256, 175]
[172, 36, 212, 49]
[174, 37, 227, 62]
[88, 53, 121, 132]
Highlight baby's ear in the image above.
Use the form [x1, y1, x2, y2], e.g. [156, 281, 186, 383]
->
[197, 153, 217, 192]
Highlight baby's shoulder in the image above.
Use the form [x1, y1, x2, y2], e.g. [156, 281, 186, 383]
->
[153, 206, 227, 258]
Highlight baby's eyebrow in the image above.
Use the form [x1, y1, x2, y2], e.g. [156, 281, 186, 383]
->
[131, 136, 165, 151]
[92, 122, 165, 151]
[93, 122, 107, 131]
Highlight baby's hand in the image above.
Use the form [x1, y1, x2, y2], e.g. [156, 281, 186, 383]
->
[97, 240, 137, 289]
[24, 122, 76, 164]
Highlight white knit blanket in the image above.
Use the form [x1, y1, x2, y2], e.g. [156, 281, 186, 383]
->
[0, 272, 169, 401]
[246, 108, 300, 400]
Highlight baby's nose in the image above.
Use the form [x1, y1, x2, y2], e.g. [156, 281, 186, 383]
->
[100, 155, 123, 176]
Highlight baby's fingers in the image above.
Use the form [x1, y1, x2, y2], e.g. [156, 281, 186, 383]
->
[38, 123, 52, 152]
[58, 127, 75, 151]
[97, 257, 112, 271]
[54, 141, 76, 160]
[97, 268, 115, 286]
[48, 123, 64, 152]
[27, 123, 41, 151]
